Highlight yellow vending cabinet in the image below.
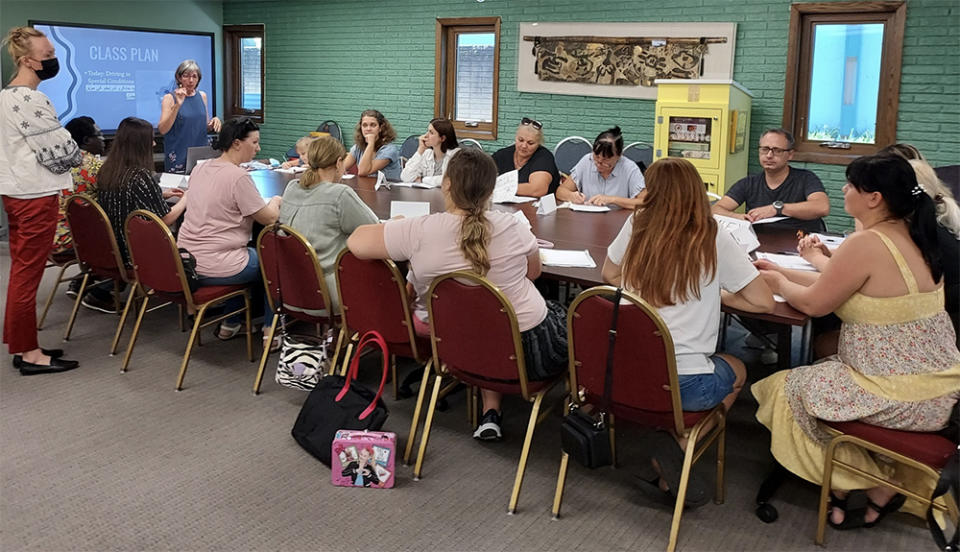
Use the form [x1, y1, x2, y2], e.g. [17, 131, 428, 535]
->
[653, 79, 753, 197]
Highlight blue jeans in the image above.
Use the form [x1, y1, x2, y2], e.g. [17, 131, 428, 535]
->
[197, 247, 271, 325]
[678, 355, 737, 412]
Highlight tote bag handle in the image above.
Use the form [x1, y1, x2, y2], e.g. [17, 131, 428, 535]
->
[336, 331, 389, 420]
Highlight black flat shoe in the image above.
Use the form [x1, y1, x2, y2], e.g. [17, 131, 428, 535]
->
[827, 492, 867, 530]
[864, 493, 906, 528]
[18, 357, 80, 375]
[12, 348, 65, 368]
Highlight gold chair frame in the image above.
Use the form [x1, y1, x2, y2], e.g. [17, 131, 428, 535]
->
[121, 210, 253, 390]
[253, 224, 340, 394]
[551, 286, 726, 552]
[815, 429, 960, 545]
[412, 271, 559, 514]
[36, 251, 79, 330]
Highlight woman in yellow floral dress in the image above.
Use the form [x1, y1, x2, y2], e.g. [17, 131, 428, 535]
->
[752, 153, 960, 530]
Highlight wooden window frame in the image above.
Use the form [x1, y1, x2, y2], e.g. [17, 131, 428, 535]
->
[434, 17, 500, 141]
[782, 2, 906, 165]
[224, 24, 265, 123]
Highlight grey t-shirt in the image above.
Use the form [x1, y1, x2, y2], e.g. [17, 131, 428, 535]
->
[725, 167, 827, 232]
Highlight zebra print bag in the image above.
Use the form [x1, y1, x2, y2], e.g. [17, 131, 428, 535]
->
[276, 331, 332, 390]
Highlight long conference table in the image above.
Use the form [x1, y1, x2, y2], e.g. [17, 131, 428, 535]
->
[248, 169, 812, 369]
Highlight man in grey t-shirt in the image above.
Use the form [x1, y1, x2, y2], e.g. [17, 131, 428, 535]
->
[712, 128, 829, 232]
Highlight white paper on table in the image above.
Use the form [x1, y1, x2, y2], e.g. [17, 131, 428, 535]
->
[751, 216, 789, 225]
[811, 232, 846, 250]
[496, 195, 536, 204]
[512, 210, 532, 230]
[492, 170, 519, 203]
[276, 167, 295, 174]
[241, 161, 272, 171]
[388, 181, 415, 188]
[713, 214, 760, 253]
[537, 193, 558, 215]
[755, 252, 818, 272]
[291, 165, 307, 173]
[568, 203, 611, 213]
[159, 172, 189, 189]
[390, 201, 430, 219]
[540, 249, 597, 268]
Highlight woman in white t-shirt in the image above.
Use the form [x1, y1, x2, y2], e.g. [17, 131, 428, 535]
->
[348, 149, 567, 441]
[602, 157, 773, 505]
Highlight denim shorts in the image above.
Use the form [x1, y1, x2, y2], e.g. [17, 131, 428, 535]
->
[678, 355, 737, 412]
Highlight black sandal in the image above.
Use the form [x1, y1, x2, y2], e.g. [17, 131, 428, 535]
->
[864, 493, 906, 528]
[827, 492, 867, 530]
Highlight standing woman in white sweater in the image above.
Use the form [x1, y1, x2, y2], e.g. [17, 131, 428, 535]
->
[0, 26, 82, 373]
[400, 118, 459, 186]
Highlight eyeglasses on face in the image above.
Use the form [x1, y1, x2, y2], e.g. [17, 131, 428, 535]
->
[521, 117, 542, 130]
[758, 146, 792, 156]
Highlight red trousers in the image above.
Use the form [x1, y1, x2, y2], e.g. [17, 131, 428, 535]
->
[3, 194, 58, 354]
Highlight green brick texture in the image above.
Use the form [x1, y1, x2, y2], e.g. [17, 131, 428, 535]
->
[224, 0, 960, 232]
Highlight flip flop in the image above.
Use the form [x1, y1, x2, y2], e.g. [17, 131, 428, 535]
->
[216, 321, 243, 341]
[827, 492, 867, 530]
[864, 493, 906, 528]
[645, 430, 709, 508]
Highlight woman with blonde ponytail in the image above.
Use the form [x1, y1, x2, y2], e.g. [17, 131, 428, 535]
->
[348, 148, 568, 440]
[279, 135, 378, 312]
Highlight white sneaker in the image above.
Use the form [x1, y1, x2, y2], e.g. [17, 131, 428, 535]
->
[473, 409, 502, 441]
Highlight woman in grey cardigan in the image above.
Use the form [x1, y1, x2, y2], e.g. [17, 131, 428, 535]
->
[279, 135, 378, 313]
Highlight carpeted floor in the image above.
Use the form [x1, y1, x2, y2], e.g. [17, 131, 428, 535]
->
[0, 243, 934, 551]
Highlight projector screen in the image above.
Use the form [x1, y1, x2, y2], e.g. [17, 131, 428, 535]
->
[30, 21, 215, 134]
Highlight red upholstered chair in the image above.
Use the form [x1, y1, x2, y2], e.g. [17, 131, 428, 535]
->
[413, 271, 564, 514]
[122, 210, 253, 390]
[551, 286, 727, 552]
[253, 224, 339, 394]
[36, 249, 79, 330]
[61, 194, 136, 354]
[815, 420, 959, 545]
[335, 249, 433, 464]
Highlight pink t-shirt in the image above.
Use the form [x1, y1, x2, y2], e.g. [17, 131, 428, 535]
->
[176, 158, 266, 277]
[383, 211, 547, 331]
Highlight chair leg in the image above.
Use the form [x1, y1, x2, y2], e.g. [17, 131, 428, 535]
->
[63, 272, 90, 341]
[507, 391, 545, 514]
[551, 451, 571, 519]
[37, 263, 69, 330]
[338, 339, 356, 377]
[120, 287, 150, 373]
[715, 416, 727, 505]
[403, 359, 434, 465]
[815, 437, 842, 546]
[253, 313, 280, 395]
[667, 424, 703, 552]
[609, 413, 617, 468]
[175, 303, 207, 391]
[178, 304, 184, 332]
[412, 373, 444, 480]
[113, 279, 121, 314]
[391, 354, 398, 400]
[110, 284, 138, 355]
[329, 328, 347, 376]
[244, 293, 253, 362]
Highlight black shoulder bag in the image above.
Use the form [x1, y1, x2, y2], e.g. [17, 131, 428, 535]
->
[928, 445, 959, 551]
[560, 288, 622, 469]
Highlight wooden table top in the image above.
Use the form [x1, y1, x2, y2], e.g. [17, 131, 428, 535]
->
[247, 169, 809, 325]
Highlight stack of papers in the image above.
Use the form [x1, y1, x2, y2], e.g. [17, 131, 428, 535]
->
[567, 203, 611, 213]
[540, 249, 596, 268]
[389, 201, 430, 219]
[714, 214, 760, 253]
[159, 173, 189, 189]
[811, 232, 846, 250]
[755, 252, 818, 272]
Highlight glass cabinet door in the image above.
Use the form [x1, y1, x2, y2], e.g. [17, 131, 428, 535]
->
[656, 108, 723, 170]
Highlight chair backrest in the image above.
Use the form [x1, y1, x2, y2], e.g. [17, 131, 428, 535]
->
[458, 138, 484, 152]
[336, 250, 419, 349]
[553, 136, 592, 175]
[623, 142, 653, 174]
[427, 271, 530, 397]
[257, 224, 334, 325]
[124, 209, 192, 299]
[185, 145, 218, 175]
[567, 286, 686, 435]
[64, 194, 128, 282]
[400, 134, 420, 166]
[316, 120, 342, 143]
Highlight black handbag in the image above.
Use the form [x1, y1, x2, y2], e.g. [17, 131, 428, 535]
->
[928, 445, 959, 551]
[177, 248, 200, 292]
[560, 288, 622, 469]
[291, 331, 389, 466]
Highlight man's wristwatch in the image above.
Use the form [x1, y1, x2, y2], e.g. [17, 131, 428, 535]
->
[773, 200, 784, 216]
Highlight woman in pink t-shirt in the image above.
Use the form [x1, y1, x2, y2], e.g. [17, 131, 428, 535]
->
[176, 117, 281, 342]
[348, 149, 567, 441]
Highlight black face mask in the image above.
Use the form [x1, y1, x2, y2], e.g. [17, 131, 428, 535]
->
[34, 57, 59, 80]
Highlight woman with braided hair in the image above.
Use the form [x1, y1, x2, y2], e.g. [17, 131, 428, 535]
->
[348, 148, 568, 440]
